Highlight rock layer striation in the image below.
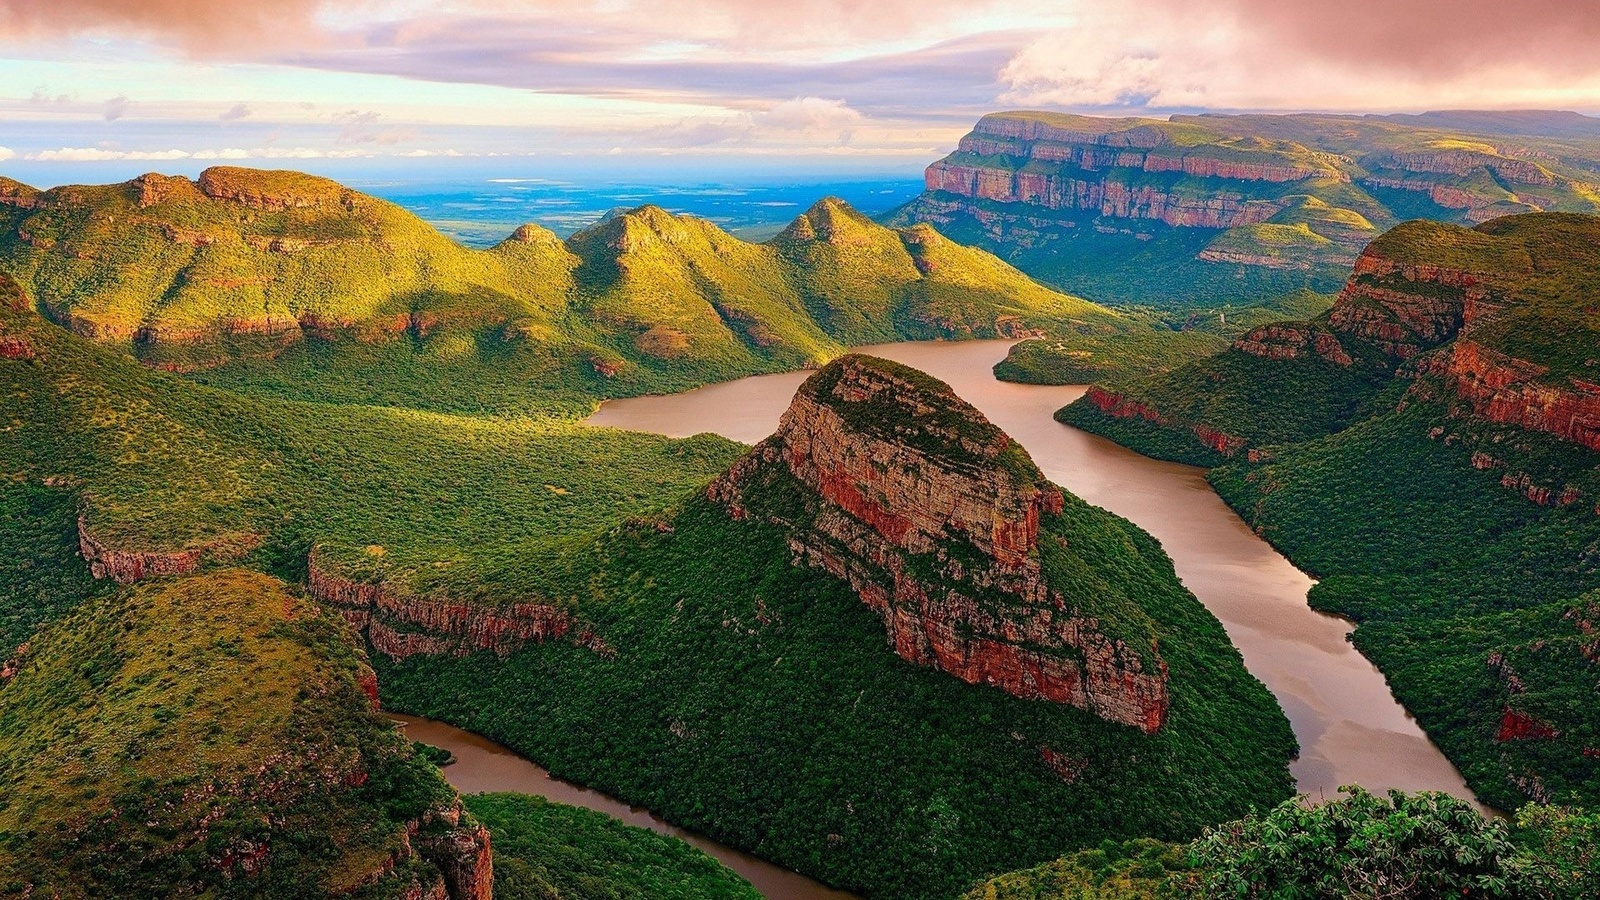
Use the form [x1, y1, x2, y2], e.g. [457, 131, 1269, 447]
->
[708, 355, 1169, 731]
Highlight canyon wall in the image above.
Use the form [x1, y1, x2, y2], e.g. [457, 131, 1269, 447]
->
[709, 355, 1169, 732]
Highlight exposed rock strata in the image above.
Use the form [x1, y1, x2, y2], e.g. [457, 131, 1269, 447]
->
[708, 355, 1169, 732]
[307, 547, 612, 661]
[1081, 386, 1249, 458]
[77, 515, 258, 584]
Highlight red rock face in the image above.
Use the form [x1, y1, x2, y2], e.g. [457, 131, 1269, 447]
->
[921, 115, 1343, 234]
[1496, 707, 1560, 742]
[306, 547, 613, 661]
[709, 356, 1169, 732]
[1234, 323, 1353, 366]
[76, 516, 258, 585]
[413, 798, 494, 900]
[1083, 386, 1249, 459]
[926, 161, 1281, 230]
[1421, 340, 1600, 453]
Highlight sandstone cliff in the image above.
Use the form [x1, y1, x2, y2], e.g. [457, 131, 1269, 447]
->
[307, 546, 613, 661]
[708, 355, 1169, 732]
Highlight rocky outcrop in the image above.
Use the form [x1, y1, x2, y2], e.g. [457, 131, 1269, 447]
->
[1419, 340, 1600, 453]
[197, 166, 349, 210]
[708, 355, 1169, 732]
[132, 172, 207, 208]
[1082, 386, 1249, 459]
[413, 798, 494, 900]
[925, 160, 1284, 230]
[1496, 707, 1560, 742]
[1326, 244, 1509, 357]
[1234, 323, 1353, 366]
[0, 178, 42, 209]
[345, 797, 492, 900]
[77, 515, 258, 584]
[917, 114, 1346, 235]
[307, 547, 612, 661]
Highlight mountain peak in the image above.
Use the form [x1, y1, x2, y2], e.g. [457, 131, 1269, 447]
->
[778, 196, 879, 244]
[708, 354, 1168, 732]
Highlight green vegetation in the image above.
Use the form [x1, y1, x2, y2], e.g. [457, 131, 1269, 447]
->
[993, 330, 1227, 386]
[467, 794, 762, 900]
[0, 244, 1294, 900]
[1056, 213, 1600, 812]
[0, 295, 737, 603]
[992, 291, 1335, 387]
[376, 488, 1295, 900]
[965, 791, 1600, 899]
[960, 839, 1186, 900]
[893, 110, 1600, 309]
[0, 569, 466, 899]
[1190, 788, 1551, 899]
[0, 170, 1137, 416]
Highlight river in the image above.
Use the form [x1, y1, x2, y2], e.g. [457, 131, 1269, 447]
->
[392, 714, 856, 900]
[586, 339, 1485, 808]
[399, 338, 1488, 900]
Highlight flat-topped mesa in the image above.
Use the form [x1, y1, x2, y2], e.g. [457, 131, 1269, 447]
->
[709, 355, 1170, 732]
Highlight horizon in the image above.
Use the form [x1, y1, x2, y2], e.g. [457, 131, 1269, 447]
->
[4, 0, 1599, 177]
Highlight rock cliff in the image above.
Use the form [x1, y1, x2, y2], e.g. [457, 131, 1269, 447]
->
[77, 514, 259, 584]
[708, 355, 1169, 732]
[307, 547, 613, 661]
[898, 110, 1600, 286]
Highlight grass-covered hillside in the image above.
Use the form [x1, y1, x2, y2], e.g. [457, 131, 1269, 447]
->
[0, 568, 479, 899]
[992, 290, 1333, 387]
[0, 168, 1137, 414]
[0, 283, 1295, 899]
[1060, 213, 1600, 813]
[896, 110, 1600, 308]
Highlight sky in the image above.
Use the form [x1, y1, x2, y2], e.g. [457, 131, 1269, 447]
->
[2, 0, 1599, 184]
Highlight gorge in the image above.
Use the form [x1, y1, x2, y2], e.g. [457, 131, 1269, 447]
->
[586, 339, 1487, 809]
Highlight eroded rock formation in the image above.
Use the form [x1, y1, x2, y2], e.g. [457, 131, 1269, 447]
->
[307, 547, 612, 661]
[77, 515, 258, 584]
[708, 355, 1169, 732]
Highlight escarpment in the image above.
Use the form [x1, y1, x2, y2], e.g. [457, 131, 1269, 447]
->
[899, 110, 1600, 289]
[708, 354, 1169, 732]
[307, 547, 613, 661]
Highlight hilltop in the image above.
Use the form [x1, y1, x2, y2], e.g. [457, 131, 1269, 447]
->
[0, 569, 490, 899]
[1059, 212, 1600, 811]
[894, 110, 1600, 306]
[0, 167, 1139, 414]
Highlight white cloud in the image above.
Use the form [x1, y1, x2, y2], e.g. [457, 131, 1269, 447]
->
[0, 147, 14, 161]
[756, 97, 865, 132]
[30, 147, 188, 161]
[24, 146, 470, 162]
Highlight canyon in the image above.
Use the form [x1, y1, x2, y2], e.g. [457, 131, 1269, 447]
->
[896, 111, 1600, 302]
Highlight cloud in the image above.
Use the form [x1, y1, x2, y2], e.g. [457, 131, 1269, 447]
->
[103, 95, 131, 121]
[331, 109, 415, 145]
[0, 0, 324, 53]
[219, 102, 251, 121]
[756, 97, 864, 132]
[1000, 0, 1600, 112]
[24, 145, 468, 162]
[0, 147, 15, 161]
[32, 146, 188, 161]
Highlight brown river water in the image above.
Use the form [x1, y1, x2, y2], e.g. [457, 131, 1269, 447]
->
[403, 339, 1489, 900]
